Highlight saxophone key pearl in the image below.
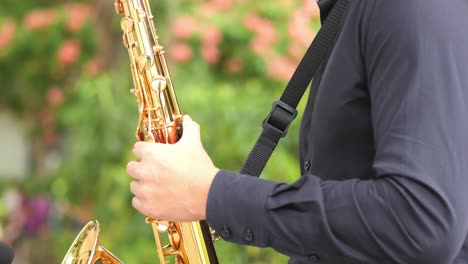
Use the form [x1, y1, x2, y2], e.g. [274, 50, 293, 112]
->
[120, 17, 134, 33]
[151, 75, 167, 92]
[138, 55, 152, 71]
[136, 9, 146, 22]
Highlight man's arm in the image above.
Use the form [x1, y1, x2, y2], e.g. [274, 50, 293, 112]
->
[207, 0, 468, 263]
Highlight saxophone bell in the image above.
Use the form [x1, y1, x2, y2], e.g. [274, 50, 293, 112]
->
[62, 220, 123, 264]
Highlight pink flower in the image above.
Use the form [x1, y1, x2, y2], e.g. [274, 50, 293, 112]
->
[244, 14, 278, 58]
[288, 11, 315, 47]
[201, 45, 220, 65]
[243, 14, 275, 35]
[168, 43, 193, 63]
[0, 19, 16, 50]
[268, 57, 297, 82]
[243, 14, 262, 31]
[224, 57, 244, 73]
[57, 39, 81, 66]
[64, 3, 92, 32]
[201, 25, 222, 47]
[199, 4, 217, 18]
[288, 43, 307, 62]
[23, 9, 57, 30]
[303, 0, 320, 18]
[198, 25, 222, 64]
[209, 0, 234, 11]
[244, 14, 277, 43]
[256, 24, 277, 46]
[171, 16, 199, 40]
[85, 58, 102, 76]
[250, 37, 270, 57]
[46, 86, 64, 106]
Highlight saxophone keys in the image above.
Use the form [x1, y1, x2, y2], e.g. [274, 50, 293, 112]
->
[211, 229, 221, 242]
[114, 0, 124, 15]
[120, 17, 134, 33]
[122, 35, 136, 49]
[121, 18, 136, 49]
[138, 55, 153, 71]
[167, 225, 181, 250]
[151, 75, 167, 92]
[149, 219, 170, 232]
[136, 9, 147, 22]
[154, 45, 164, 54]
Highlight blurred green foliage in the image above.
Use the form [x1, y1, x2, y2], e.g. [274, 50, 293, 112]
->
[0, 0, 320, 263]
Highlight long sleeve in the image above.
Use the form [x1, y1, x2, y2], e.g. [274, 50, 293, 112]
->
[206, 0, 468, 263]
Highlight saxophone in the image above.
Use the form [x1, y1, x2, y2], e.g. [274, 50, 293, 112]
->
[62, 0, 219, 263]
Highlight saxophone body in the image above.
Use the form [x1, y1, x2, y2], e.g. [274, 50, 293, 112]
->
[115, 0, 219, 262]
[62, 0, 218, 263]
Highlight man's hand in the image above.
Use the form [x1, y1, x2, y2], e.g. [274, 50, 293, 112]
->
[126, 115, 219, 222]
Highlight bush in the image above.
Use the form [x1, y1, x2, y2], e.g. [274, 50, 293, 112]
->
[0, 0, 320, 262]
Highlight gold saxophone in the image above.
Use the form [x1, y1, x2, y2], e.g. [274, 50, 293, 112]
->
[61, 0, 219, 263]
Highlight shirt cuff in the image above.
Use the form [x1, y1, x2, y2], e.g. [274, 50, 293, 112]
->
[206, 170, 278, 247]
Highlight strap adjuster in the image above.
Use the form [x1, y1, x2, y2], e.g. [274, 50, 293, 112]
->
[262, 100, 298, 138]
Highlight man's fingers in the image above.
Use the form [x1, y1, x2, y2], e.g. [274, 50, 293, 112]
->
[132, 141, 147, 159]
[130, 180, 140, 197]
[132, 195, 158, 218]
[126, 160, 142, 180]
[180, 115, 201, 143]
[132, 196, 144, 212]
[133, 140, 171, 160]
[183, 115, 193, 123]
[132, 141, 154, 160]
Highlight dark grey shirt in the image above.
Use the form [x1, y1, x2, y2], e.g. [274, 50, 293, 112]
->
[207, 0, 468, 263]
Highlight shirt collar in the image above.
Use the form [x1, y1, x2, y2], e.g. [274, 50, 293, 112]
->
[317, 0, 338, 22]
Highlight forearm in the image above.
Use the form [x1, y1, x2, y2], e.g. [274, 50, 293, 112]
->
[207, 170, 467, 263]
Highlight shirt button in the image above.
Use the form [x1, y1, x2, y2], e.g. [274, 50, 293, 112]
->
[309, 254, 319, 262]
[304, 161, 311, 171]
[220, 226, 231, 239]
[243, 229, 254, 242]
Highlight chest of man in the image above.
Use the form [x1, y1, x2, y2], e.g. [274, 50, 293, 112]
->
[299, 1, 374, 182]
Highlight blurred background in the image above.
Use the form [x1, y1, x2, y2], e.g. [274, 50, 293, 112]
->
[0, 0, 320, 263]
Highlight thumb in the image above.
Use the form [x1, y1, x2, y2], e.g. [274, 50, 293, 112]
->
[179, 115, 201, 143]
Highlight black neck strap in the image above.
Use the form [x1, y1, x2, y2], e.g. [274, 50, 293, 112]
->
[240, 0, 349, 177]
